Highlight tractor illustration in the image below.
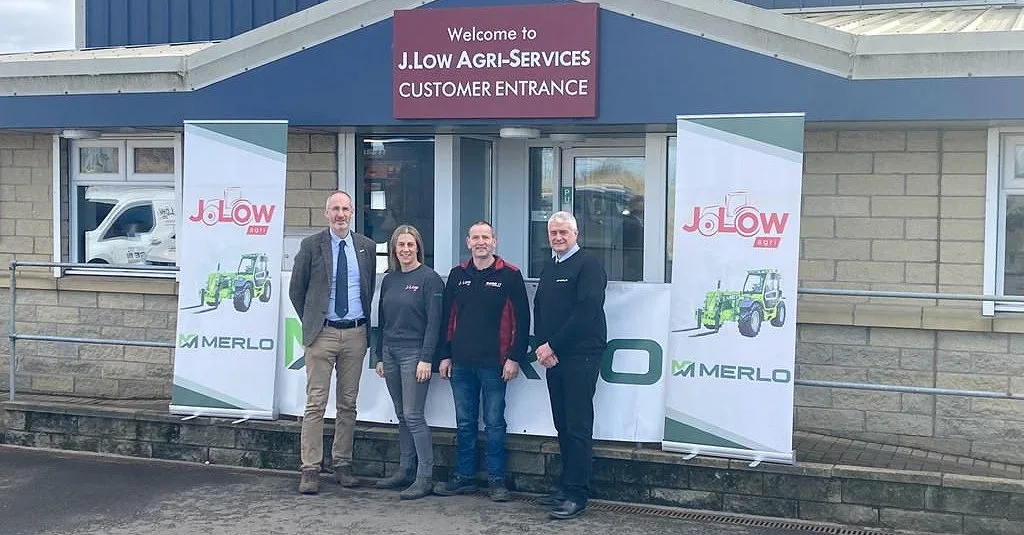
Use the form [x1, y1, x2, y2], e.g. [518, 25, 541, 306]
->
[198, 253, 273, 312]
[679, 269, 786, 338]
[690, 191, 760, 237]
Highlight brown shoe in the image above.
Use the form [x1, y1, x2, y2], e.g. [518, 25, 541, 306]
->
[334, 465, 360, 488]
[299, 468, 319, 494]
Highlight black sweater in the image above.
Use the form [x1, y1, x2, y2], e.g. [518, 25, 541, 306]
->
[439, 256, 530, 367]
[533, 249, 608, 358]
[374, 265, 445, 366]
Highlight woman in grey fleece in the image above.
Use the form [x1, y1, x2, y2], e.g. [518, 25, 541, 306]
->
[372, 224, 445, 500]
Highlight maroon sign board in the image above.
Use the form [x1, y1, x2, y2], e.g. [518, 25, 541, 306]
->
[392, 3, 599, 119]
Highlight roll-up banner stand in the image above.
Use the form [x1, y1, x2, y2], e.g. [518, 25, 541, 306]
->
[170, 120, 288, 420]
[663, 113, 805, 464]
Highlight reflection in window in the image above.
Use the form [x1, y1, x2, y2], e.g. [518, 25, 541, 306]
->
[528, 147, 556, 278]
[573, 156, 645, 282]
[1016, 145, 1024, 179]
[459, 138, 493, 254]
[75, 185, 176, 265]
[134, 147, 175, 174]
[102, 205, 154, 239]
[80, 147, 119, 174]
[357, 137, 435, 273]
[1004, 195, 1024, 295]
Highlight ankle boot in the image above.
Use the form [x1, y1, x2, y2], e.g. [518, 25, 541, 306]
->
[333, 465, 360, 488]
[399, 477, 433, 500]
[298, 468, 319, 495]
[376, 469, 415, 489]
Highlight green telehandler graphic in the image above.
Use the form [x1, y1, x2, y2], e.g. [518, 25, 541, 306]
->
[197, 253, 273, 313]
[676, 269, 787, 338]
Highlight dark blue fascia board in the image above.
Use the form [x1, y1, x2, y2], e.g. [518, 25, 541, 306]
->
[14, 0, 1024, 129]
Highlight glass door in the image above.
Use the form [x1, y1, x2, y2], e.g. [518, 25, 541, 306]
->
[561, 148, 645, 281]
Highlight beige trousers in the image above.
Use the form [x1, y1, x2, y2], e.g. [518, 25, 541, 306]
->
[299, 324, 367, 470]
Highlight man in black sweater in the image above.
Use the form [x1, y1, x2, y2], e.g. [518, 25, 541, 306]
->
[533, 210, 608, 520]
[433, 220, 530, 502]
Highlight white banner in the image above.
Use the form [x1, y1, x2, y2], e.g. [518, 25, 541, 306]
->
[663, 113, 805, 464]
[171, 120, 288, 420]
[275, 274, 670, 442]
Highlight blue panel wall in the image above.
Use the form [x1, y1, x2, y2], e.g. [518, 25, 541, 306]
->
[86, 0, 965, 48]
[85, 0, 332, 47]
[8, 0, 1022, 128]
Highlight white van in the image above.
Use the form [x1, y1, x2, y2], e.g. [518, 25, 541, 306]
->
[82, 186, 176, 265]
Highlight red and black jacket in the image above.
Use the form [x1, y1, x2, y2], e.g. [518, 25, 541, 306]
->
[437, 256, 530, 368]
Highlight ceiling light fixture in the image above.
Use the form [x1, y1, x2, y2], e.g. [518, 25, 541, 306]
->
[60, 129, 101, 139]
[499, 127, 541, 139]
[549, 133, 585, 142]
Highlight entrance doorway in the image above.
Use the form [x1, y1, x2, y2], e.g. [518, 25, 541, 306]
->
[528, 145, 645, 281]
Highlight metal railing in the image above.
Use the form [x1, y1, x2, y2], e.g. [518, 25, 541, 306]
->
[8, 261, 177, 401]
[795, 287, 1024, 401]
[4, 259, 1023, 403]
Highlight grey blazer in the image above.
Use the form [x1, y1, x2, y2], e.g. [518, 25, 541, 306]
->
[288, 228, 377, 347]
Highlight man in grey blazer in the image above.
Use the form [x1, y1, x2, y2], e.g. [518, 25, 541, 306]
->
[289, 190, 377, 494]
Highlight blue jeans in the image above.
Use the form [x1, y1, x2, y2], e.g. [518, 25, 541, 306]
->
[450, 364, 507, 482]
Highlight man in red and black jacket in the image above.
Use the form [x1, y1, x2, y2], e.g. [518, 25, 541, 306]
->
[433, 220, 530, 503]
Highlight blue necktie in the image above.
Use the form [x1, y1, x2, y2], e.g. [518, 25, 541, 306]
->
[335, 241, 348, 318]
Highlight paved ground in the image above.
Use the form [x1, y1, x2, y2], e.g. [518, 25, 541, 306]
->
[1, 445, 866, 535]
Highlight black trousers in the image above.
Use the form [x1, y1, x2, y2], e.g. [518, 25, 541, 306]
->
[545, 353, 601, 505]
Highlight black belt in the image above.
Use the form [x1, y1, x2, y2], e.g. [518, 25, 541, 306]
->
[324, 317, 367, 329]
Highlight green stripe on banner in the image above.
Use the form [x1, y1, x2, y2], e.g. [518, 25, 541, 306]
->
[663, 417, 751, 450]
[192, 122, 288, 155]
[686, 114, 804, 154]
[172, 384, 245, 410]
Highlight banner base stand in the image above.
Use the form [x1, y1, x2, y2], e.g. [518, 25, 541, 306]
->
[661, 441, 794, 465]
[169, 405, 277, 422]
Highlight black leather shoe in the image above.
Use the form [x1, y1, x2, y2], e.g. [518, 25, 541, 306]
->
[537, 491, 566, 507]
[549, 500, 586, 520]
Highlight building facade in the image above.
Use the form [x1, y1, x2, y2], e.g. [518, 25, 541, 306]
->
[1, 0, 1023, 463]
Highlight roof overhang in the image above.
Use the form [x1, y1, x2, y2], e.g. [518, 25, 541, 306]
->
[1, 0, 1023, 97]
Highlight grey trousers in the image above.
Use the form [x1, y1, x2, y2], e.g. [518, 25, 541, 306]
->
[382, 346, 433, 479]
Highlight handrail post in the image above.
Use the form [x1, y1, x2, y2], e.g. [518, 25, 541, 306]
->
[8, 260, 17, 401]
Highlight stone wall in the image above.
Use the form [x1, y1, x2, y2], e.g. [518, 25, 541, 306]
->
[0, 134, 55, 267]
[284, 133, 339, 227]
[796, 324, 1024, 465]
[800, 129, 986, 306]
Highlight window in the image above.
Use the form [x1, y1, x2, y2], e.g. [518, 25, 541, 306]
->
[355, 136, 435, 273]
[67, 138, 180, 274]
[997, 134, 1024, 302]
[527, 147, 556, 278]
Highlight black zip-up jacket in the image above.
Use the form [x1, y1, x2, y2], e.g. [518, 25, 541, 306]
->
[438, 256, 530, 367]
[533, 249, 608, 358]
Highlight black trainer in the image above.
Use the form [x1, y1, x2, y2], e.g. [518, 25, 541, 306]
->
[489, 480, 511, 502]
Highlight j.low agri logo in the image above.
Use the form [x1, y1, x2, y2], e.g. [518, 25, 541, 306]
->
[681, 191, 789, 248]
[671, 359, 791, 383]
[188, 187, 276, 235]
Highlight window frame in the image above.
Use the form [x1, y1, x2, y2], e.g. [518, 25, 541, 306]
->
[58, 135, 182, 279]
[520, 135, 670, 283]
